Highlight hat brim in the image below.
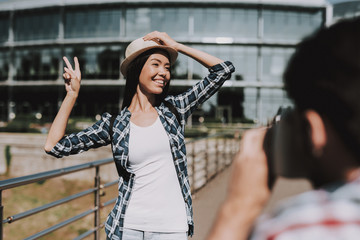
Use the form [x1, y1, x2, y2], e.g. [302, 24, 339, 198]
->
[120, 45, 178, 77]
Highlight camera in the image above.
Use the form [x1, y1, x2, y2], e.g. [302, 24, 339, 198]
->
[263, 106, 311, 188]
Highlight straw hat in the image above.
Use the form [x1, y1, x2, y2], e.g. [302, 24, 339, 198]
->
[120, 37, 178, 77]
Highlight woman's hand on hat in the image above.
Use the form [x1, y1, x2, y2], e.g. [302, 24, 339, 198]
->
[143, 31, 180, 51]
[62, 56, 81, 97]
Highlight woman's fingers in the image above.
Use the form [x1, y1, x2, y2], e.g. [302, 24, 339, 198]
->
[144, 31, 168, 43]
[63, 56, 74, 71]
[143, 31, 179, 50]
[63, 73, 70, 79]
[74, 57, 81, 77]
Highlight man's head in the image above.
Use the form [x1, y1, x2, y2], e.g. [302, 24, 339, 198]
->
[282, 17, 360, 186]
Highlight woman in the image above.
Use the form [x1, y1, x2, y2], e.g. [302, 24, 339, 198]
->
[44, 31, 234, 240]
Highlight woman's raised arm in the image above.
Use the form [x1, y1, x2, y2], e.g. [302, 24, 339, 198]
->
[44, 56, 81, 152]
[143, 31, 223, 68]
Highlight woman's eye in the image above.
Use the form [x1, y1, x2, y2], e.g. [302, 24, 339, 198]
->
[153, 63, 159, 66]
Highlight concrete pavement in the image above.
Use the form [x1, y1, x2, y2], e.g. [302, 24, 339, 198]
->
[192, 166, 312, 240]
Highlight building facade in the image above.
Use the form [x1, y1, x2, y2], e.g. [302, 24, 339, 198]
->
[0, 0, 329, 125]
[332, 0, 360, 21]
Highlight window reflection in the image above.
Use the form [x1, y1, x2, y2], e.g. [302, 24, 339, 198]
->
[193, 8, 258, 38]
[333, 2, 360, 19]
[263, 9, 322, 41]
[14, 10, 59, 41]
[262, 47, 295, 82]
[0, 14, 9, 42]
[0, 51, 9, 81]
[14, 48, 60, 80]
[231, 46, 257, 82]
[243, 88, 257, 121]
[126, 8, 151, 37]
[190, 45, 257, 81]
[260, 88, 291, 119]
[172, 54, 188, 79]
[126, 8, 189, 37]
[65, 46, 121, 79]
[65, 8, 121, 39]
[151, 8, 189, 36]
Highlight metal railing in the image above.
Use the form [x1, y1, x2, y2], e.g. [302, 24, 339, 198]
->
[0, 132, 241, 240]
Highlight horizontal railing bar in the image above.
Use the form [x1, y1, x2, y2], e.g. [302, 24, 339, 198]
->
[24, 208, 96, 240]
[0, 158, 113, 191]
[103, 180, 118, 188]
[186, 131, 242, 145]
[102, 198, 117, 208]
[73, 228, 96, 240]
[0, 132, 239, 239]
[2, 188, 96, 224]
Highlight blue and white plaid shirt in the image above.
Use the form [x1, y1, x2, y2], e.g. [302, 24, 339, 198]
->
[47, 61, 235, 240]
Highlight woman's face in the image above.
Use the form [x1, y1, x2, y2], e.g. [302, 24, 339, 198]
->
[138, 51, 171, 95]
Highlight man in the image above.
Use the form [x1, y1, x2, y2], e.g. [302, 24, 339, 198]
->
[207, 17, 360, 240]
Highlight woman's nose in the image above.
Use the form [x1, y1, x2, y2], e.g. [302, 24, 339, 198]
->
[158, 67, 167, 76]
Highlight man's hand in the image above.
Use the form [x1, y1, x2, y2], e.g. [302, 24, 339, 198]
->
[206, 128, 271, 240]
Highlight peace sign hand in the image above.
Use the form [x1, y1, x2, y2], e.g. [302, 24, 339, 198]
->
[63, 56, 81, 97]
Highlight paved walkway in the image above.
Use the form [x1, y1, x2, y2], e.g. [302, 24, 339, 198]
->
[192, 166, 312, 240]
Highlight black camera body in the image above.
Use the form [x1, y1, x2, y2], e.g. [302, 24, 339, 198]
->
[263, 107, 311, 188]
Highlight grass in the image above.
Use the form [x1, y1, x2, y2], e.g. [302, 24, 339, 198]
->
[1, 175, 118, 239]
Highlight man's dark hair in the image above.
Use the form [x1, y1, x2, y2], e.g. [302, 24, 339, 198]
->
[284, 17, 360, 159]
[121, 48, 171, 109]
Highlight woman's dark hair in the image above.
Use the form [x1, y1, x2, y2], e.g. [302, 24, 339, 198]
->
[121, 48, 171, 109]
[284, 17, 360, 159]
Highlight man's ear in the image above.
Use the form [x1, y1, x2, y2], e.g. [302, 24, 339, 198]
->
[304, 110, 327, 156]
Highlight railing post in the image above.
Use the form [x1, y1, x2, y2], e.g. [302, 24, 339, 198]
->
[225, 138, 229, 166]
[215, 137, 219, 172]
[205, 138, 209, 181]
[191, 142, 196, 193]
[1, 190, 3, 240]
[222, 138, 226, 170]
[94, 167, 100, 240]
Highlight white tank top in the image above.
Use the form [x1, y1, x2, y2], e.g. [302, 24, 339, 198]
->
[124, 116, 188, 232]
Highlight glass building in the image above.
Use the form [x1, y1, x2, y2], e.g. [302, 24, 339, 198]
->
[332, 0, 360, 21]
[0, 0, 330, 124]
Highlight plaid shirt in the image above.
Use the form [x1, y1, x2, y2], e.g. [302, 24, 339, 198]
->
[47, 61, 235, 240]
[250, 175, 360, 240]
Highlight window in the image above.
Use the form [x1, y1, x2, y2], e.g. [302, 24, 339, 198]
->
[190, 45, 257, 81]
[14, 10, 59, 41]
[14, 48, 60, 80]
[65, 8, 121, 39]
[172, 53, 188, 79]
[263, 9, 323, 41]
[125, 8, 189, 37]
[262, 47, 295, 82]
[151, 8, 189, 36]
[65, 45, 121, 80]
[0, 14, 9, 42]
[193, 8, 258, 38]
[0, 51, 9, 81]
[259, 88, 292, 120]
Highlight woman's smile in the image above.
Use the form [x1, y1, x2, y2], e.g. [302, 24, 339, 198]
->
[153, 79, 166, 88]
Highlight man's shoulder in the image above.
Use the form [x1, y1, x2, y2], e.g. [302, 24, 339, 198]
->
[251, 180, 360, 239]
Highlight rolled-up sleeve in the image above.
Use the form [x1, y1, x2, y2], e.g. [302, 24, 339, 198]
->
[166, 61, 235, 121]
[46, 112, 112, 158]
